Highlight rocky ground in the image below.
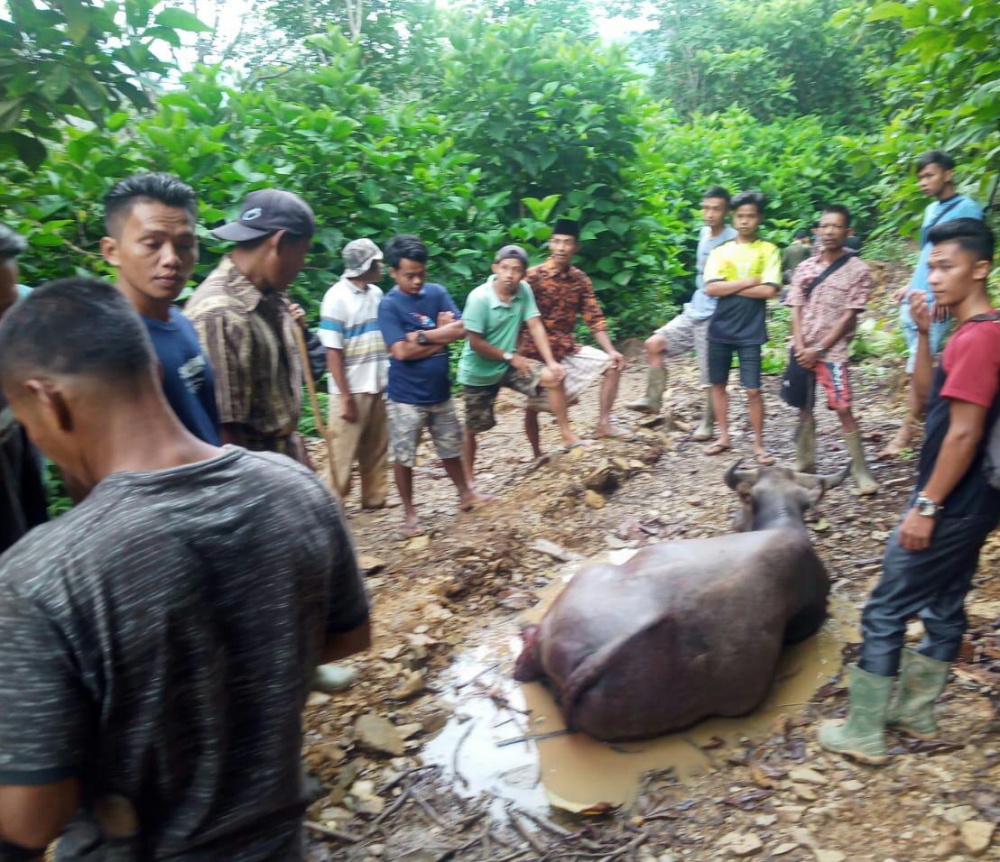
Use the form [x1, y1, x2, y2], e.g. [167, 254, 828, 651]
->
[300, 262, 1000, 862]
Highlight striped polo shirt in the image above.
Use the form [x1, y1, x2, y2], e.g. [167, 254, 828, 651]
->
[319, 277, 388, 395]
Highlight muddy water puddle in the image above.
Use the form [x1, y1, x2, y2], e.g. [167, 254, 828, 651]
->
[423, 550, 858, 814]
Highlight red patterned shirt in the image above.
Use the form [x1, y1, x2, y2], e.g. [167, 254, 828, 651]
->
[785, 253, 872, 364]
[517, 260, 607, 361]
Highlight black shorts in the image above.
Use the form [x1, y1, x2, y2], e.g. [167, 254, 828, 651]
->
[707, 341, 762, 389]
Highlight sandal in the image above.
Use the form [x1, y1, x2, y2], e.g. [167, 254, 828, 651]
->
[703, 441, 732, 456]
[754, 451, 777, 466]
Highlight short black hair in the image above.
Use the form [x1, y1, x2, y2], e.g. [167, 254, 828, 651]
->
[0, 277, 155, 383]
[385, 235, 428, 268]
[916, 150, 956, 173]
[703, 186, 731, 206]
[821, 204, 852, 227]
[927, 218, 995, 263]
[103, 173, 198, 236]
[793, 229, 810, 240]
[0, 224, 27, 260]
[731, 190, 766, 215]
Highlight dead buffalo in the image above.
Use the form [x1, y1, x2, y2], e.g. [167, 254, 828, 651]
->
[514, 462, 848, 741]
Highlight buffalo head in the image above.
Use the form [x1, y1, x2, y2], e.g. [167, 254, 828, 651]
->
[725, 460, 849, 532]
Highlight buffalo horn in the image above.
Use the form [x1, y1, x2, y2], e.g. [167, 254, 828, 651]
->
[724, 459, 758, 489]
[792, 465, 850, 490]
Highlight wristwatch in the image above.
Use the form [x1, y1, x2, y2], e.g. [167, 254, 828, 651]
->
[915, 493, 942, 518]
[416, 330, 428, 345]
[814, 344, 827, 356]
[503, 350, 515, 362]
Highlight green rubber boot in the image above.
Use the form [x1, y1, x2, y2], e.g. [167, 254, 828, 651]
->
[794, 415, 817, 473]
[818, 664, 893, 765]
[627, 366, 667, 414]
[844, 429, 879, 496]
[313, 663, 358, 693]
[886, 649, 950, 739]
[692, 388, 715, 441]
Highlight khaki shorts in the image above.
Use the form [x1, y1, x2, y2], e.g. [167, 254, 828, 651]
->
[654, 312, 710, 385]
[463, 364, 544, 433]
[526, 345, 611, 412]
[386, 399, 464, 468]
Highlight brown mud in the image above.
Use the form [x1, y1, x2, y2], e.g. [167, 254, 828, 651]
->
[302, 262, 1000, 861]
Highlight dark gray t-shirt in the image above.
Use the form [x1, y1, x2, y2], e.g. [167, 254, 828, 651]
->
[0, 447, 368, 860]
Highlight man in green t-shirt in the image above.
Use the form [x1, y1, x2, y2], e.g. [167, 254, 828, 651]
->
[458, 245, 575, 487]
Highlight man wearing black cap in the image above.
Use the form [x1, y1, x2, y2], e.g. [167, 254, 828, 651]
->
[517, 218, 629, 455]
[457, 245, 575, 487]
[187, 189, 315, 463]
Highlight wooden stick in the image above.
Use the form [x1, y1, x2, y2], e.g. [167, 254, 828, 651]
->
[304, 821, 361, 843]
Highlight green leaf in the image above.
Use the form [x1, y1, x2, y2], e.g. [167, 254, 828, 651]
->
[865, 2, 909, 22]
[154, 7, 212, 32]
[372, 203, 399, 214]
[0, 99, 24, 132]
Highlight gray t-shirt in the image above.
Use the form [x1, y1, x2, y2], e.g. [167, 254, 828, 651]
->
[0, 447, 368, 860]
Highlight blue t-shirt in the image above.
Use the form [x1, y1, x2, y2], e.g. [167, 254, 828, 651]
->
[143, 308, 221, 445]
[377, 283, 461, 405]
[685, 224, 739, 321]
[901, 194, 982, 324]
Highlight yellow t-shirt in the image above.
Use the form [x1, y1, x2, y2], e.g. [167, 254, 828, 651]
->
[704, 239, 780, 346]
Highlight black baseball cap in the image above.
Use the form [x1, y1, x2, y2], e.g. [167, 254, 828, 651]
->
[212, 189, 316, 242]
[494, 244, 528, 266]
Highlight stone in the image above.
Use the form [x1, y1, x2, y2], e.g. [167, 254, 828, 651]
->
[316, 743, 346, 765]
[390, 670, 425, 700]
[357, 555, 386, 574]
[961, 821, 996, 856]
[421, 709, 450, 734]
[944, 806, 978, 824]
[349, 779, 385, 816]
[792, 783, 818, 801]
[354, 714, 404, 757]
[840, 779, 864, 792]
[773, 845, 797, 857]
[397, 723, 422, 740]
[306, 691, 331, 707]
[585, 490, 606, 509]
[406, 535, 430, 551]
[775, 805, 806, 824]
[719, 832, 762, 857]
[789, 766, 829, 786]
[813, 852, 846, 862]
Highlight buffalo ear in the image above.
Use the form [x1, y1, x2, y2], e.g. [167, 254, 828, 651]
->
[737, 480, 753, 505]
[806, 484, 825, 508]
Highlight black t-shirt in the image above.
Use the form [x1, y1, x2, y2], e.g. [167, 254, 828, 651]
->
[0, 394, 47, 556]
[918, 317, 1000, 519]
[704, 239, 781, 346]
[0, 448, 369, 860]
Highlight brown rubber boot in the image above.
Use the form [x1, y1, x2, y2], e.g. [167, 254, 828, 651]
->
[794, 415, 817, 473]
[627, 366, 667, 414]
[692, 388, 715, 441]
[844, 429, 879, 495]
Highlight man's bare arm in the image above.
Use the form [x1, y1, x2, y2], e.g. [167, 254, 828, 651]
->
[705, 277, 760, 297]
[738, 284, 779, 300]
[0, 779, 79, 854]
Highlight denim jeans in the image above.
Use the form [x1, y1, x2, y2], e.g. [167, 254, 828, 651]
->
[859, 511, 999, 677]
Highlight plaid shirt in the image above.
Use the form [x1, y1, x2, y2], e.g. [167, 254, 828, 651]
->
[186, 256, 303, 456]
[517, 260, 607, 361]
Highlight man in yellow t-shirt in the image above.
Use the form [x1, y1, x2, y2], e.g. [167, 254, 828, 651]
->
[702, 190, 781, 465]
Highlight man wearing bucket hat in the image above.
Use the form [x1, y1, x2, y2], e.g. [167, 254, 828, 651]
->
[319, 238, 389, 507]
[187, 189, 315, 464]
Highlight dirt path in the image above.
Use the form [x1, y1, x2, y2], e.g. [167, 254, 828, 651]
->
[302, 265, 1000, 862]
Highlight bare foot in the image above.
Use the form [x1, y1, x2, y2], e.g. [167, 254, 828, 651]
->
[459, 490, 496, 511]
[595, 423, 634, 440]
[397, 515, 423, 538]
[878, 424, 913, 460]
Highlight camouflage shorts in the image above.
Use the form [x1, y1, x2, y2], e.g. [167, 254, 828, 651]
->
[462, 364, 544, 433]
[386, 398, 464, 468]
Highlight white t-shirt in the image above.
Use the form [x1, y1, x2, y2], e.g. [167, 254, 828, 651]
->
[319, 277, 388, 395]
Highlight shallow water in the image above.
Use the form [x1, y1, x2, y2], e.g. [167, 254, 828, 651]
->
[422, 550, 856, 813]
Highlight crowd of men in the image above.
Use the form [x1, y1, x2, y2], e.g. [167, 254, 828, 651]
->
[0, 148, 996, 857]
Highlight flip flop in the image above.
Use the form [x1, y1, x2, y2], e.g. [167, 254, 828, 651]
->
[702, 441, 732, 456]
[595, 426, 636, 441]
[754, 452, 777, 466]
[564, 440, 596, 452]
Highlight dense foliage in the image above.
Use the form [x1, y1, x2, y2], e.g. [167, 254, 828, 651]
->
[0, 0, 997, 338]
